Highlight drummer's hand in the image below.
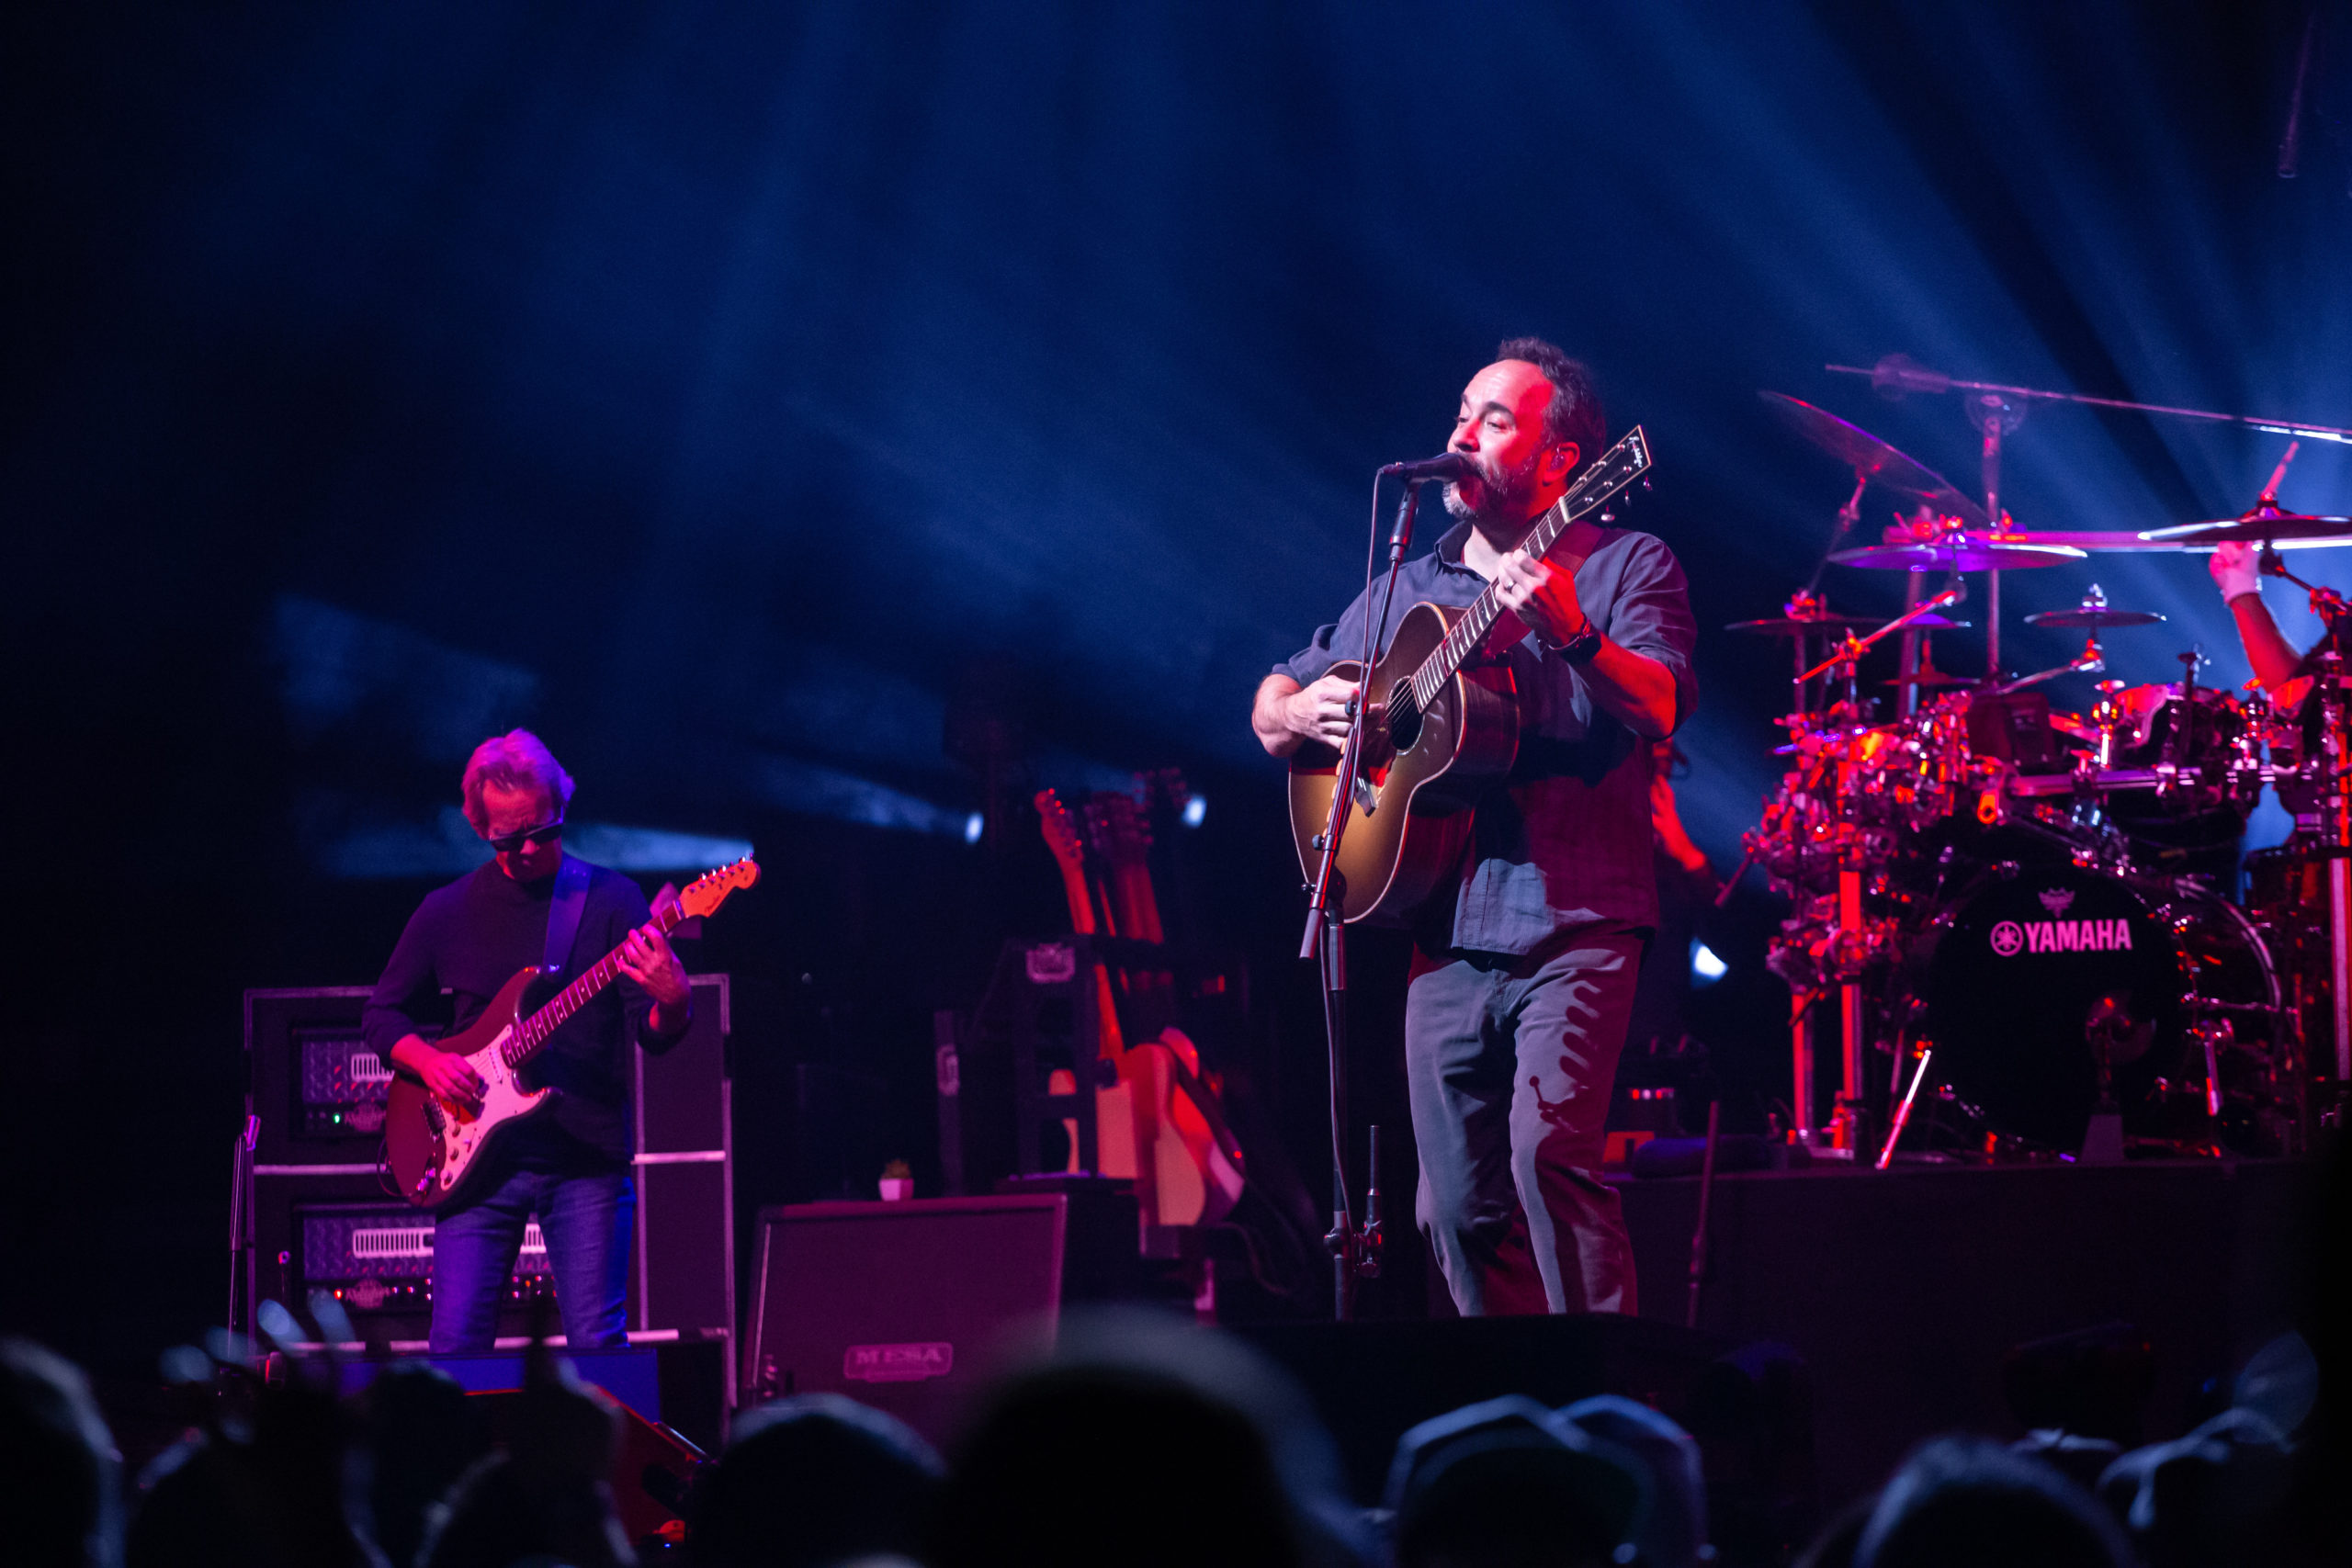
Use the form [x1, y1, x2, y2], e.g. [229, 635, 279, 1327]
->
[1496, 547, 1587, 649]
[2211, 541, 2262, 603]
[1284, 674, 1361, 745]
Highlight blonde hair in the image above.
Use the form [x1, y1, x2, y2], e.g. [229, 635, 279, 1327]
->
[460, 729, 576, 836]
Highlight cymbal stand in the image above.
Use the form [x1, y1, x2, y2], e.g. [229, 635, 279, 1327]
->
[1802, 471, 1870, 600]
[1898, 568, 1929, 720]
[1965, 392, 2028, 677]
[2312, 650, 2352, 1107]
[1983, 637, 2106, 697]
[2258, 538, 2352, 1118]
[2091, 681, 2127, 768]
[1794, 588, 1967, 688]
[1787, 589, 1962, 1152]
[1779, 589, 1838, 717]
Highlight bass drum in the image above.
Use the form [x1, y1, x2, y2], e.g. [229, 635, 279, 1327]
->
[1923, 863, 2278, 1153]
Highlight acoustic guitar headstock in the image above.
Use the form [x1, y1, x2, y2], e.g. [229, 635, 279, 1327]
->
[1081, 790, 1151, 873]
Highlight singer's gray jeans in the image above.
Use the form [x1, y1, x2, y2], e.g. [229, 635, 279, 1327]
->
[1406, 926, 1644, 1316]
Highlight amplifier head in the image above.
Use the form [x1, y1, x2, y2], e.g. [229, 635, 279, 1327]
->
[298, 1201, 552, 1316]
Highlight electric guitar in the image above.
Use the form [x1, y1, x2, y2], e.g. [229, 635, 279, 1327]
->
[1287, 426, 1653, 923]
[383, 857, 761, 1210]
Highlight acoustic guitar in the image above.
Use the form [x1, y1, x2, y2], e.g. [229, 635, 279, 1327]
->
[1287, 426, 1653, 922]
[383, 857, 760, 1210]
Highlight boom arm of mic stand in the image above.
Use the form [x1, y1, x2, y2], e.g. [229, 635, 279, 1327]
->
[1826, 362, 2352, 446]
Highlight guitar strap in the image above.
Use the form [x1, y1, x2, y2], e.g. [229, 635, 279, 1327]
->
[543, 854, 593, 976]
[1547, 516, 1601, 581]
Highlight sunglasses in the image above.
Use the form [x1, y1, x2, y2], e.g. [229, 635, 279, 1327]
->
[488, 818, 565, 854]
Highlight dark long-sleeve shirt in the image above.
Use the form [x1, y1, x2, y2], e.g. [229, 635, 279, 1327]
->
[1276, 518, 1698, 954]
[364, 857, 684, 1168]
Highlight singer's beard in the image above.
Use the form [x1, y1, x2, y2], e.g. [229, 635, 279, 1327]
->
[1442, 448, 1543, 529]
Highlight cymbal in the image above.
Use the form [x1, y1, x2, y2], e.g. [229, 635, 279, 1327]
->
[1969, 525, 2352, 554]
[2140, 502, 2352, 547]
[1829, 537, 2086, 572]
[2025, 601, 2165, 629]
[1997, 529, 2202, 553]
[1881, 669, 1980, 690]
[1725, 611, 1970, 637]
[1759, 392, 1989, 528]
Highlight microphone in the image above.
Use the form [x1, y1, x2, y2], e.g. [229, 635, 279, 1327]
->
[1870, 354, 1952, 400]
[1380, 452, 1474, 483]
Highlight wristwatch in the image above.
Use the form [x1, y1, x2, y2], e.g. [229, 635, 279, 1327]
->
[1549, 618, 1603, 664]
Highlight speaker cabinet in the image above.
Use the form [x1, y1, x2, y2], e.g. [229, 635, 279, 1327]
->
[742, 1195, 1067, 1443]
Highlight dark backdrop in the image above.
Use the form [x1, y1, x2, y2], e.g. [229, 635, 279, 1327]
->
[7, 0, 2350, 1371]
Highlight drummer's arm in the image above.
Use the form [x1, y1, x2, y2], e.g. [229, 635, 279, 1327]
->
[2228, 596, 2307, 692]
[2212, 542, 2305, 691]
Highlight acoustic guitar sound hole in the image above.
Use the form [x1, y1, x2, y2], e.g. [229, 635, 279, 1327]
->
[1385, 684, 1422, 752]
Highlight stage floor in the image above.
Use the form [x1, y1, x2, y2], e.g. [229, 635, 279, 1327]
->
[1616, 1156, 2311, 1506]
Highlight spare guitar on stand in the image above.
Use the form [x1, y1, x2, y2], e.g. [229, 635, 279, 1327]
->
[1035, 788, 1245, 1237]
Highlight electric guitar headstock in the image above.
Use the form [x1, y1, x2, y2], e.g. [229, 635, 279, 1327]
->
[1036, 789, 1085, 877]
[677, 857, 761, 920]
[1035, 789, 1100, 935]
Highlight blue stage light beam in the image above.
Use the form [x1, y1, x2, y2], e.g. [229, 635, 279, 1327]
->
[322, 807, 753, 879]
[750, 752, 978, 839]
[274, 594, 539, 760]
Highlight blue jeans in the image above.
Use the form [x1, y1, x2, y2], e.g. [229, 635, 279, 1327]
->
[429, 1163, 635, 1354]
[1406, 928, 1644, 1316]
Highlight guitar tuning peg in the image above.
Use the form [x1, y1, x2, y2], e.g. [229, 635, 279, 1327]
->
[1640, 479, 1653, 491]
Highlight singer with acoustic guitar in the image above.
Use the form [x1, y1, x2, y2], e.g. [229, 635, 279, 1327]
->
[365, 729, 694, 1354]
[1251, 339, 1697, 1316]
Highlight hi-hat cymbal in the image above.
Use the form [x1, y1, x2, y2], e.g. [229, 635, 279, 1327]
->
[1829, 536, 2086, 571]
[1881, 668, 1980, 690]
[2140, 502, 2352, 547]
[1725, 610, 1970, 637]
[1759, 392, 1990, 528]
[2025, 605, 2165, 629]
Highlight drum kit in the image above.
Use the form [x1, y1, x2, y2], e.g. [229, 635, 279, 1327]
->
[1733, 362, 2352, 1167]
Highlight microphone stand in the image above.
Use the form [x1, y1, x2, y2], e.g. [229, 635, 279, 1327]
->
[1299, 478, 1419, 1320]
[1828, 355, 2352, 446]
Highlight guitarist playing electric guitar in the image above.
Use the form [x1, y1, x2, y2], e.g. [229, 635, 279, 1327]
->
[366, 730, 701, 1355]
[1250, 339, 1697, 1319]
